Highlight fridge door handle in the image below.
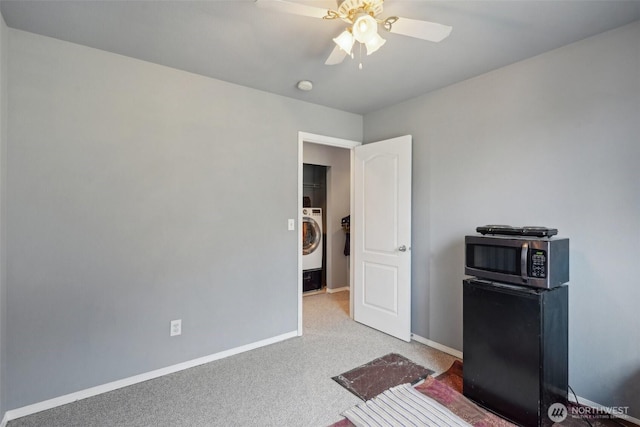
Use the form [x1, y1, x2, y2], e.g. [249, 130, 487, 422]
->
[521, 242, 529, 281]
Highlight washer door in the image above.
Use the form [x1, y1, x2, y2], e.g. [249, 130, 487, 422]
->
[302, 217, 321, 255]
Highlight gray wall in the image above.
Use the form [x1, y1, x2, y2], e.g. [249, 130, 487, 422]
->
[0, 11, 7, 417]
[5, 29, 362, 410]
[303, 143, 351, 290]
[364, 21, 640, 416]
[2, 12, 638, 420]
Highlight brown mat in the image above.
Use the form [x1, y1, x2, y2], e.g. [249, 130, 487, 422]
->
[332, 353, 433, 401]
[435, 358, 463, 392]
[415, 376, 517, 427]
[330, 370, 516, 427]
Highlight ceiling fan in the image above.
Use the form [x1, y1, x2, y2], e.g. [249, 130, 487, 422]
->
[255, 0, 452, 66]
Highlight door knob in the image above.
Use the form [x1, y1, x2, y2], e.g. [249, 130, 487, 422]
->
[398, 245, 407, 252]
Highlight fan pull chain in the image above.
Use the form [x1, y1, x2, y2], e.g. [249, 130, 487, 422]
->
[358, 43, 363, 70]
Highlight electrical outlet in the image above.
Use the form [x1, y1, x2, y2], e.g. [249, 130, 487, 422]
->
[170, 319, 182, 336]
[288, 219, 295, 231]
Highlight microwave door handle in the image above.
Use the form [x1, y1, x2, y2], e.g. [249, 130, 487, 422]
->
[521, 242, 529, 280]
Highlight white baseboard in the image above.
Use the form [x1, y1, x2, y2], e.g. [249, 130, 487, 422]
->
[568, 393, 640, 425]
[411, 333, 464, 359]
[326, 286, 349, 294]
[3, 330, 637, 427]
[1, 330, 298, 425]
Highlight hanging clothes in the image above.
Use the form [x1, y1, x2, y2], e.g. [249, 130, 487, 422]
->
[342, 215, 350, 256]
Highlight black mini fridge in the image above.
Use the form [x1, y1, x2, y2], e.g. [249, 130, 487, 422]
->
[463, 278, 568, 427]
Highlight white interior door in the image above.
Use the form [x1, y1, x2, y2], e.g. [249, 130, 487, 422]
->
[353, 135, 412, 342]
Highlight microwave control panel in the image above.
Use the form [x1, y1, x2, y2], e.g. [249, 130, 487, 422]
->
[530, 250, 547, 278]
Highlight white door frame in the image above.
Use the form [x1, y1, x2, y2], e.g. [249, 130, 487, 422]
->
[297, 132, 361, 336]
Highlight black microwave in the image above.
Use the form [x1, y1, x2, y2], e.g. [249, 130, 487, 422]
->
[465, 235, 569, 288]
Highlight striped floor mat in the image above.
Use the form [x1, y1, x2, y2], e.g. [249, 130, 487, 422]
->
[342, 383, 473, 427]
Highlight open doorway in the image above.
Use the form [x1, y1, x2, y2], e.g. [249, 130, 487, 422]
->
[302, 163, 328, 294]
[297, 133, 361, 335]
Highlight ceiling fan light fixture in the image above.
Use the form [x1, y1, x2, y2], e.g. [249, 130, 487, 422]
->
[333, 29, 355, 55]
[364, 32, 386, 55]
[256, 0, 453, 67]
[352, 13, 378, 43]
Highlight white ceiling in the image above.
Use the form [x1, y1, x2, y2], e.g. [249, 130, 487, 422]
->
[1, 0, 639, 114]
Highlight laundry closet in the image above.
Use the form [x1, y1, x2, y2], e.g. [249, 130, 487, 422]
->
[302, 164, 326, 292]
[302, 142, 351, 294]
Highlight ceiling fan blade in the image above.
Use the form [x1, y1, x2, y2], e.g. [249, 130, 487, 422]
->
[388, 17, 452, 42]
[325, 45, 347, 65]
[255, 0, 329, 19]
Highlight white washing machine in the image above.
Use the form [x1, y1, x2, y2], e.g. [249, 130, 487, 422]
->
[302, 207, 323, 271]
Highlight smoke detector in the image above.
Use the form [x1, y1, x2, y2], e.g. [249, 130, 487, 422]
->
[297, 80, 313, 91]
